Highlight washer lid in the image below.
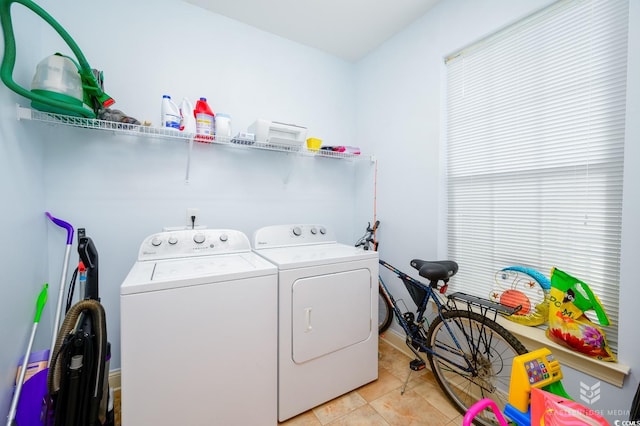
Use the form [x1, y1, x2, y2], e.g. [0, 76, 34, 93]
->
[121, 251, 277, 295]
[253, 243, 378, 269]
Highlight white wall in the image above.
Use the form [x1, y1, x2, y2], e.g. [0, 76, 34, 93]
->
[0, 0, 374, 416]
[356, 0, 639, 422]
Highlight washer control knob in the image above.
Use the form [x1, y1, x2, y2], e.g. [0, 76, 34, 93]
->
[319, 227, 326, 235]
[219, 234, 228, 242]
[310, 227, 317, 235]
[193, 233, 206, 244]
[293, 226, 302, 236]
[151, 237, 162, 247]
[168, 236, 178, 245]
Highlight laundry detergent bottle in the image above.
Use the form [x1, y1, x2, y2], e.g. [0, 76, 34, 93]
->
[179, 97, 196, 133]
[194, 97, 215, 142]
[161, 95, 181, 129]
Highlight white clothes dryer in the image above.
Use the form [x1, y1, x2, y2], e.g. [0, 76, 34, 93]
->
[120, 229, 277, 426]
[252, 224, 379, 421]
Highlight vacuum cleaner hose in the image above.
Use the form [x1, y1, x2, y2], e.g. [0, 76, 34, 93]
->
[47, 299, 107, 424]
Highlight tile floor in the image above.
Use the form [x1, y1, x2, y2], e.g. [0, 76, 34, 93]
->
[113, 337, 463, 425]
[279, 338, 462, 425]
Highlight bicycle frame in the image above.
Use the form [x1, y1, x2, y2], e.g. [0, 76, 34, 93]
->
[378, 259, 479, 374]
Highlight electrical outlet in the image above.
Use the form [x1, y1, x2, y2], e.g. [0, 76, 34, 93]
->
[186, 208, 200, 229]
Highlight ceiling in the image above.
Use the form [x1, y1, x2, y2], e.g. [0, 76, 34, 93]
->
[182, 0, 441, 62]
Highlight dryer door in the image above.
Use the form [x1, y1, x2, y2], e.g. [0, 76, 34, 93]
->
[291, 269, 372, 364]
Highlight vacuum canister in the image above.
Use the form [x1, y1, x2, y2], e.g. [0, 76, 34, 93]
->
[30, 54, 83, 111]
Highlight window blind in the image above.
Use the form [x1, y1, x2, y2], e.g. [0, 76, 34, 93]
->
[445, 0, 628, 350]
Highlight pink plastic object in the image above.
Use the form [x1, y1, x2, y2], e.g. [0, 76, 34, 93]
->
[463, 399, 509, 426]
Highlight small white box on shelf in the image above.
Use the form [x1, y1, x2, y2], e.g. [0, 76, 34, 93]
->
[248, 119, 307, 148]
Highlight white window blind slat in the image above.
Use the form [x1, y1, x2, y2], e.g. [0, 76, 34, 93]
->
[446, 0, 628, 351]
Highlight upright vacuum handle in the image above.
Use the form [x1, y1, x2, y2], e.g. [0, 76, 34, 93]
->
[78, 228, 99, 301]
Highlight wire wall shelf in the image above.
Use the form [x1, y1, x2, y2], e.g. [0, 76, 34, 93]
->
[16, 105, 373, 162]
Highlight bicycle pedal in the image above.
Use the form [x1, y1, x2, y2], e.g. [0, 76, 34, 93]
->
[409, 359, 426, 371]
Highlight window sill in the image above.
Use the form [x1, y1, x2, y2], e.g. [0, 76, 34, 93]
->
[496, 316, 630, 388]
[380, 318, 630, 389]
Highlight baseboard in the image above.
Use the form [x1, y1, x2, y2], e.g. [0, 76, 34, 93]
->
[380, 328, 414, 359]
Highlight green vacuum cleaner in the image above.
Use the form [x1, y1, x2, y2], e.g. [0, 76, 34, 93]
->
[0, 0, 114, 118]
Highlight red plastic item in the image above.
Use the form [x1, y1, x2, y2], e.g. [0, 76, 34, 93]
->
[194, 97, 215, 142]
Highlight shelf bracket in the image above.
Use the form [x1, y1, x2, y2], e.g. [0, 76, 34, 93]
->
[16, 104, 32, 121]
[185, 137, 194, 183]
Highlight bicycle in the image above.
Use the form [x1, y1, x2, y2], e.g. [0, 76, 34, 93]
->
[355, 221, 394, 333]
[356, 222, 528, 425]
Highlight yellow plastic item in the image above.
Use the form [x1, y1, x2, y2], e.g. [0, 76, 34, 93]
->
[306, 137, 322, 151]
[508, 348, 563, 413]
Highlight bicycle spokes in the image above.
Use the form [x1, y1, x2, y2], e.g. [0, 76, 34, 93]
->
[427, 310, 526, 425]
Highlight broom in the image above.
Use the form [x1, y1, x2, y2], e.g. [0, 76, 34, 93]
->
[6, 283, 48, 426]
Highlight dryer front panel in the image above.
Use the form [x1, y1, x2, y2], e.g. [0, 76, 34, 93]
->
[291, 268, 372, 364]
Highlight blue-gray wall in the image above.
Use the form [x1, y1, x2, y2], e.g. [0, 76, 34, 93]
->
[0, 0, 373, 415]
[356, 0, 639, 423]
[1, 0, 637, 423]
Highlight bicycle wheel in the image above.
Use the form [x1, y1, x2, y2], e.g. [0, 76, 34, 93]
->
[426, 310, 527, 425]
[378, 284, 393, 334]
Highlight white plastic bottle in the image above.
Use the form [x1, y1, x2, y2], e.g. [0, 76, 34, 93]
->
[161, 95, 181, 129]
[214, 113, 232, 140]
[179, 98, 196, 133]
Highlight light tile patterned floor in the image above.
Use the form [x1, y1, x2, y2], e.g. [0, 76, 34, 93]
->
[114, 338, 463, 425]
[279, 338, 463, 425]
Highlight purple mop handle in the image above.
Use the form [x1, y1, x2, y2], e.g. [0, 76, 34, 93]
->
[45, 212, 75, 367]
[45, 212, 74, 244]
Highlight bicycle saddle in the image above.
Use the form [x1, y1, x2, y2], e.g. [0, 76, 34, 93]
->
[410, 259, 458, 282]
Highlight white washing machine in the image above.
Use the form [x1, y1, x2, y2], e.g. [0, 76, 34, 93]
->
[120, 229, 277, 426]
[252, 224, 379, 421]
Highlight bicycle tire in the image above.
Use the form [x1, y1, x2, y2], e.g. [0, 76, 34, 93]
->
[426, 310, 527, 425]
[378, 284, 393, 334]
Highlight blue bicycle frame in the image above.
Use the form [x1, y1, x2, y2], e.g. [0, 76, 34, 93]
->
[378, 259, 510, 376]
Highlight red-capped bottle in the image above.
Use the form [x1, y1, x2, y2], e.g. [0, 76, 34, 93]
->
[194, 97, 215, 142]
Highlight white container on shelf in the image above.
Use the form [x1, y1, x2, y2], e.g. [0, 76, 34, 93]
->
[215, 113, 232, 140]
[179, 98, 196, 133]
[161, 95, 181, 129]
[247, 119, 307, 148]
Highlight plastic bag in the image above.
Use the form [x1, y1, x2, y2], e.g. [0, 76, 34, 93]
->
[531, 388, 610, 425]
[545, 268, 616, 362]
[492, 266, 550, 326]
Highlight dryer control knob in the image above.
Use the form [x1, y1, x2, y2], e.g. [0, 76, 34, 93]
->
[293, 226, 302, 236]
[168, 236, 178, 245]
[219, 234, 228, 242]
[151, 237, 162, 247]
[319, 227, 327, 235]
[310, 227, 317, 235]
[193, 233, 206, 244]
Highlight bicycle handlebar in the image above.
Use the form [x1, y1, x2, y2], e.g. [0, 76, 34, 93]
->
[356, 221, 379, 251]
